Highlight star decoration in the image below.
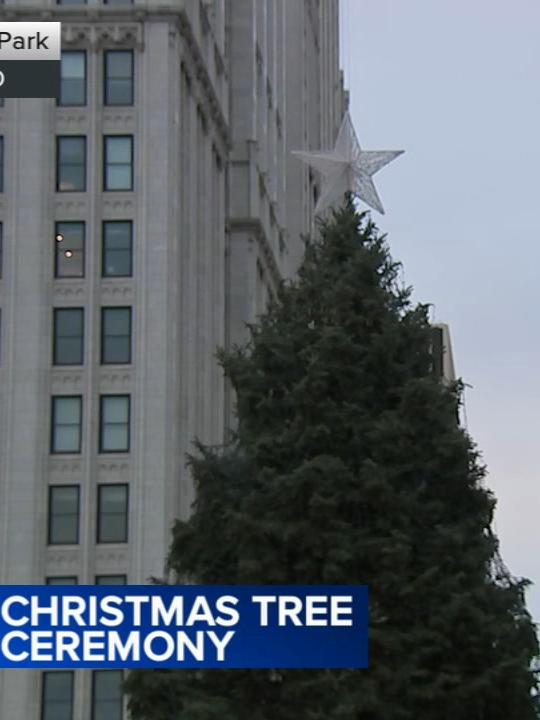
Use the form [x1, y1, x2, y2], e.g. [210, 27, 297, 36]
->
[293, 111, 404, 215]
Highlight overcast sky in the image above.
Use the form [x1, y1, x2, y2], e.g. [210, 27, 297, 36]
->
[340, 0, 540, 622]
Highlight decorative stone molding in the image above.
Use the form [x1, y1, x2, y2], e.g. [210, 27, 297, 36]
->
[102, 112, 136, 131]
[97, 459, 132, 481]
[55, 112, 89, 130]
[95, 547, 129, 568]
[99, 370, 132, 393]
[62, 23, 144, 51]
[53, 283, 87, 301]
[46, 548, 80, 570]
[100, 283, 134, 303]
[51, 371, 85, 395]
[102, 197, 135, 213]
[49, 458, 84, 478]
[55, 197, 88, 215]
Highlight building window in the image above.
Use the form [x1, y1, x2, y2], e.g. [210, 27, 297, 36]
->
[47, 577, 78, 585]
[92, 670, 124, 720]
[103, 136, 133, 191]
[102, 221, 132, 277]
[53, 308, 84, 366]
[51, 396, 82, 454]
[0, 98, 4, 107]
[57, 0, 87, 4]
[42, 671, 74, 720]
[57, 136, 86, 192]
[48, 486, 79, 545]
[55, 221, 85, 278]
[59, 51, 86, 106]
[99, 395, 130, 453]
[101, 307, 131, 364]
[0, 221, 3, 278]
[104, 50, 134, 105]
[97, 484, 128, 543]
[104, 0, 133, 4]
[95, 575, 127, 585]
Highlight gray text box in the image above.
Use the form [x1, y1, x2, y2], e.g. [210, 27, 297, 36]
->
[0, 61, 60, 98]
[0, 22, 61, 61]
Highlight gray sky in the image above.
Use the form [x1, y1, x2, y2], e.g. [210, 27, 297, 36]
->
[340, 0, 540, 621]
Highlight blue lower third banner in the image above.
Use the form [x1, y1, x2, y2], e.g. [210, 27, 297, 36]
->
[0, 585, 369, 669]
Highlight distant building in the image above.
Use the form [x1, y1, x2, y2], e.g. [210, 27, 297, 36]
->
[431, 323, 456, 382]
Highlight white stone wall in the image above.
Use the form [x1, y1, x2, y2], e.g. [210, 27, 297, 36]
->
[0, 95, 56, 720]
[0, 5, 228, 719]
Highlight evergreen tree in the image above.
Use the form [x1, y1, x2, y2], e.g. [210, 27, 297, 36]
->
[126, 200, 539, 720]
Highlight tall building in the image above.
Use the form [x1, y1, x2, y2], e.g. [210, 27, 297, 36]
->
[431, 323, 456, 382]
[0, 1, 344, 718]
[227, 0, 346, 346]
[284, 0, 348, 274]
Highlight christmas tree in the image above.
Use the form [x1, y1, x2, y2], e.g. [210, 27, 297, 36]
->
[126, 199, 539, 720]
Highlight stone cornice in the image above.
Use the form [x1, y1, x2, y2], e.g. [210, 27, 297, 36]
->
[62, 22, 143, 50]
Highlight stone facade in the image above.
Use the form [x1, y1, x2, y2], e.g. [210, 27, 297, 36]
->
[0, 1, 344, 718]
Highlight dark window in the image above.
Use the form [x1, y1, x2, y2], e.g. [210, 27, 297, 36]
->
[102, 221, 132, 277]
[47, 577, 78, 585]
[48, 486, 79, 545]
[92, 670, 124, 720]
[57, 136, 86, 192]
[51, 396, 82, 454]
[104, 50, 134, 105]
[0, 221, 3, 278]
[59, 51, 86, 106]
[42, 671, 74, 720]
[95, 575, 127, 585]
[101, 307, 131, 364]
[104, 0, 133, 4]
[57, 0, 87, 4]
[55, 221, 85, 278]
[97, 485, 128, 543]
[103, 136, 133, 191]
[99, 395, 130, 453]
[53, 308, 84, 365]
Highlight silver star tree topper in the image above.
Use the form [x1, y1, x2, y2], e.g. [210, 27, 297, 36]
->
[293, 111, 404, 216]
